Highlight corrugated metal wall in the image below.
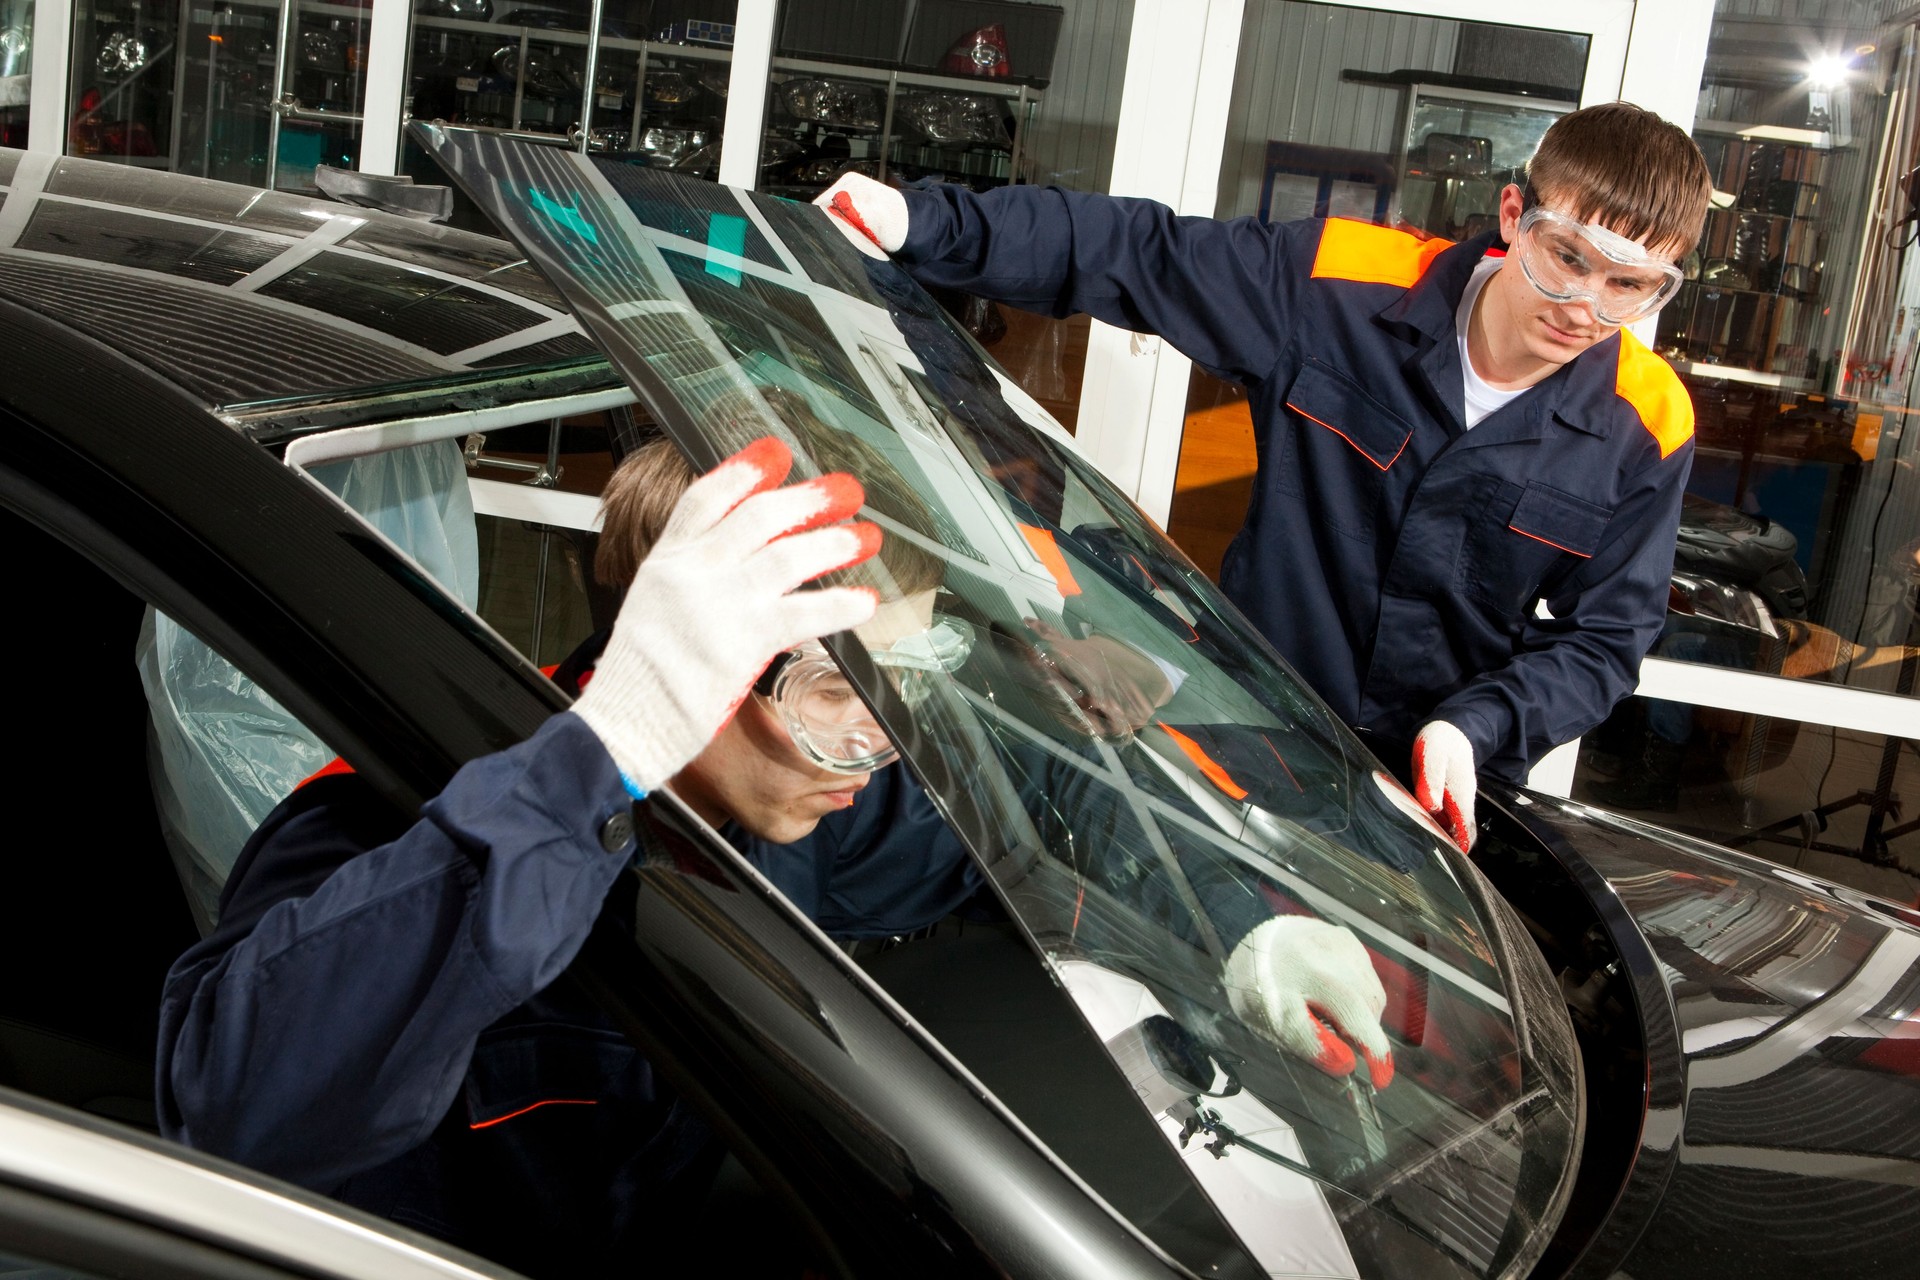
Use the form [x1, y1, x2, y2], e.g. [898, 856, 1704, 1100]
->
[1707, 0, 1894, 21]
[1213, 1, 1459, 219]
[1019, 0, 1135, 191]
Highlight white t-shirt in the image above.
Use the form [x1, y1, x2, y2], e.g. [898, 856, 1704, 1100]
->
[1455, 256, 1527, 429]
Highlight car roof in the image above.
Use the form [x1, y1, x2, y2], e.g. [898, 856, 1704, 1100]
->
[0, 148, 622, 441]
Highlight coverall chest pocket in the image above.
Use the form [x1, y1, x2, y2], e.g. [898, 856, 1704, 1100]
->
[1278, 362, 1417, 541]
[1461, 478, 1611, 613]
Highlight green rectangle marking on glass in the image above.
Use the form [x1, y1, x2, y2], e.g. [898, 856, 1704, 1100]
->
[705, 214, 747, 286]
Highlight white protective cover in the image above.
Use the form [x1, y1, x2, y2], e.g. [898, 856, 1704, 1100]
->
[138, 440, 479, 931]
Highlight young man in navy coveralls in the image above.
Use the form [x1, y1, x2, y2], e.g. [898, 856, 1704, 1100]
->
[156, 437, 914, 1278]
[820, 101, 1712, 852]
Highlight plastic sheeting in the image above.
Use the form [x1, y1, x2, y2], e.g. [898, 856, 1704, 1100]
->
[139, 439, 480, 932]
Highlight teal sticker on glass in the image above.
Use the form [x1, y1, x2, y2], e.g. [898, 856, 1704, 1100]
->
[527, 186, 599, 246]
[706, 213, 747, 286]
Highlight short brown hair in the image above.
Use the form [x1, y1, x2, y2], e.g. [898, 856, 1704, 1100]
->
[1527, 101, 1712, 257]
[594, 433, 696, 588]
[593, 392, 946, 600]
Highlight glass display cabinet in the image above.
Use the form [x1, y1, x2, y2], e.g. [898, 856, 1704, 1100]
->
[755, 0, 1058, 201]
[758, 58, 1040, 200]
[1657, 125, 1833, 389]
[68, 0, 371, 189]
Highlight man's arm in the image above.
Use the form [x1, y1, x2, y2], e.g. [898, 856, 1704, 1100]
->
[156, 437, 882, 1190]
[1432, 441, 1692, 782]
[825, 176, 1309, 387]
[157, 714, 634, 1189]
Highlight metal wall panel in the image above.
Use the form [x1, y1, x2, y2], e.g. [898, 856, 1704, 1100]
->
[1022, 0, 1136, 191]
[1213, 2, 1459, 220]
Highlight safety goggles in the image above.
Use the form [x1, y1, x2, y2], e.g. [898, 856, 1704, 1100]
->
[755, 620, 975, 775]
[1514, 205, 1685, 326]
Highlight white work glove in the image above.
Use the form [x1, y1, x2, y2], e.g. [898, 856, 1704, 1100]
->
[572, 437, 880, 796]
[1224, 917, 1394, 1089]
[1412, 720, 1477, 852]
[814, 173, 909, 260]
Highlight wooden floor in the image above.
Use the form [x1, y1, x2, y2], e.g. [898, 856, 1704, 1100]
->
[1166, 379, 1258, 580]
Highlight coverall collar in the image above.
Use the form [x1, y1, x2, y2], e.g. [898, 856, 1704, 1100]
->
[1376, 230, 1621, 445]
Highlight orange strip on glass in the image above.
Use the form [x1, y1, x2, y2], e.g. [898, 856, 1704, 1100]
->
[1017, 523, 1082, 596]
[1156, 722, 1250, 801]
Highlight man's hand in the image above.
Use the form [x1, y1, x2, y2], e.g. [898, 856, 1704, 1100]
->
[1224, 917, 1393, 1089]
[572, 437, 880, 796]
[814, 173, 909, 260]
[1413, 720, 1477, 851]
[1024, 619, 1175, 738]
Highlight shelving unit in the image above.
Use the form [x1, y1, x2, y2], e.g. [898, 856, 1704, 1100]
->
[1657, 126, 1835, 384]
[760, 55, 1037, 197]
[402, 17, 1041, 196]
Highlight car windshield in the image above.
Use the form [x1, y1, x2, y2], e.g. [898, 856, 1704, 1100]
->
[418, 126, 1581, 1280]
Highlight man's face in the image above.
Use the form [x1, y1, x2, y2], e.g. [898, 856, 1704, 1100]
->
[671, 685, 872, 844]
[667, 588, 939, 843]
[1489, 182, 1682, 369]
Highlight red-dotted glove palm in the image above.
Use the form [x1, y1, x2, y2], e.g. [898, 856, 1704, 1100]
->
[814, 173, 909, 260]
[572, 437, 880, 796]
[1412, 720, 1477, 852]
[1225, 917, 1394, 1089]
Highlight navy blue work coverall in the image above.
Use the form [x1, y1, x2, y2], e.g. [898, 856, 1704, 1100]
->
[893, 186, 1695, 782]
[156, 644, 980, 1277]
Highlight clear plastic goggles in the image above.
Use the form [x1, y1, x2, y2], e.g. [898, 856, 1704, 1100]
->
[1515, 205, 1684, 326]
[762, 620, 975, 775]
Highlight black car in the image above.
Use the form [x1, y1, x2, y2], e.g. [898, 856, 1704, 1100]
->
[0, 137, 1914, 1280]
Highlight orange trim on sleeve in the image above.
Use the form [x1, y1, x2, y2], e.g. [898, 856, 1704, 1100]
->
[1616, 330, 1694, 459]
[1310, 219, 1454, 289]
[1156, 722, 1250, 801]
[469, 1098, 599, 1130]
[1017, 523, 1082, 597]
[297, 756, 356, 789]
[1507, 525, 1594, 558]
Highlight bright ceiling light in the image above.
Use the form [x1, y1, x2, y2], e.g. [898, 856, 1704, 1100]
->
[1807, 53, 1851, 87]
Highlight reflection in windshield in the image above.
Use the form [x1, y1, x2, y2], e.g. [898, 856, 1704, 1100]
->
[419, 125, 1581, 1280]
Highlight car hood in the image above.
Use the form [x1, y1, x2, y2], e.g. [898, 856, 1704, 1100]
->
[1492, 786, 1920, 1280]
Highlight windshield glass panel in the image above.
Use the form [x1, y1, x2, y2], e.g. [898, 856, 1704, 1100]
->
[418, 125, 1582, 1280]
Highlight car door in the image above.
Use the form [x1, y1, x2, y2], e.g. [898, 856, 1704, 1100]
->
[0, 1088, 525, 1280]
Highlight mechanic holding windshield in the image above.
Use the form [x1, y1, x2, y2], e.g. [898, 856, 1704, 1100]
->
[819, 100, 1712, 855]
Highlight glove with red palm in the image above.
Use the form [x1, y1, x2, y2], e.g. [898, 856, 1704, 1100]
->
[1412, 720, 1478, 852]
[813, 173, 910, 260]
[1224, 916, 1394, 1089]
[572, 437, 880, 797]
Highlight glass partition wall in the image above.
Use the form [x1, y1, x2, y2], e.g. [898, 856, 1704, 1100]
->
[1572, 1, 1920, 888]
[747, 0, 1130, 433]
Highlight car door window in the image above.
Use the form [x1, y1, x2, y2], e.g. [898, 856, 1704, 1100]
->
[142, 439, 481, 930]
